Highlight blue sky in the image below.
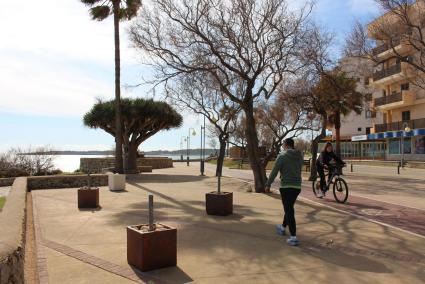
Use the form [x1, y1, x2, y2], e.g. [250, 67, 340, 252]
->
[0, 0, 380, 152]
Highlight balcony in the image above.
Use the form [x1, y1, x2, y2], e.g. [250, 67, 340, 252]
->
[373, 63, 401, 82]
[374, 92, 402, 107]
[373, 90, 416, 111]
[372, 38, 401, 56]
[375, 118, 425, 133]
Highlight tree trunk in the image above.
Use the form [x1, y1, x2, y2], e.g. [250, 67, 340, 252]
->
[309, 116, 327, 181]
[334, 111, 341, 157]
[242, 100, 267, 193]
[216, 138, 227, 177]
[125, 144, 139, 174]
[113, 1, 124, 174]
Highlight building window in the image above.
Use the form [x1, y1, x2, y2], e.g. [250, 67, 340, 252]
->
[401, 83, 409, 91]
[365, 110, 371, 118]
[403, 138, 411, 154]
[383, 90, 387, 96]
[415, 136, 425, 154]
[366, 127, 371, 135]
[402, 111, 411, 121]
[389, 139, 400, 154]
[357, 127, 362, 132]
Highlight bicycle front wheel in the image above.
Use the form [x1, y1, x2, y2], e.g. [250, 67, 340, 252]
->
[333, 177, 349, 203]
[312, 177, 322, 198]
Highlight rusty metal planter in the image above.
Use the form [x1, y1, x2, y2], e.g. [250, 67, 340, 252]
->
[127, 224, 177, 272]
[77, 188, 99, 209]
[206, 191, 233, 216]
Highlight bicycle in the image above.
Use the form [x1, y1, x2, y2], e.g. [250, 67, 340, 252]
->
[312, 164, 349, 203]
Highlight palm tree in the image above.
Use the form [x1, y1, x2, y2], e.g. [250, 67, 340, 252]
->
[80, 0, 142, 173]
[313, 72, 364, 157]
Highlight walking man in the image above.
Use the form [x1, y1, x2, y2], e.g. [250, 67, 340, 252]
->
[265, 138, 303, 246]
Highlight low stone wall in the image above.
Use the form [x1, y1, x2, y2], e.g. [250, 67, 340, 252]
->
[0, 177, 27, 284]
[407, 161, 425, 169]
[80, 157, 173, 173]
[387, 154, 425, 162]
[0, 178, 15, 187]
[27, 174, 108, 190]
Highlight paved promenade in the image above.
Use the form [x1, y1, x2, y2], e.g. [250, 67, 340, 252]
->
[205, 163, 425, 237]
[32, 164, 425, 283]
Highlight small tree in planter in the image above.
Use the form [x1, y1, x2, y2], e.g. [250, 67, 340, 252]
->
[127, 195, 177, 271]
[78, 171, 100, 209]
[206, 174, 233, 216]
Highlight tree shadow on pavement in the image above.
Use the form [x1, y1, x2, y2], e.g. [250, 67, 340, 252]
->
[104, 183, 404, 282]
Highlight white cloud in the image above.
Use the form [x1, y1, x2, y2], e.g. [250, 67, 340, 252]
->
[0, 0, 137, 66]
[348, 0, 380, 14]
[0, 51, 112, 117]
[0, 0, 149, 117]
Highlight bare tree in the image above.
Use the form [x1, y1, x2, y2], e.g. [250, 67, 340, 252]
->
[165, 74, 240, 176]
[345, 0, 425, 89]
[0, 146, 57, 177]
[256, 93, 311, 167]
[129, 0, 313, 192]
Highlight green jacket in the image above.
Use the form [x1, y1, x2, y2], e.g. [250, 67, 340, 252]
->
[266, 149, 303, 189]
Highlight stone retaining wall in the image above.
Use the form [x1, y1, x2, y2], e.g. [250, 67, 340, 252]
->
[80, 157, 173, 173]
[0, 177, 27, 284]
[0, 178, 15, 187]
[28, 174, 108, 190]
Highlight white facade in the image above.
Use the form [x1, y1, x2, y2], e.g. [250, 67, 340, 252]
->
[331, 57, 383, 140]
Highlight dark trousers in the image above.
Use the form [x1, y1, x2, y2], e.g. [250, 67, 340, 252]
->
[316, 164, 327, 191]
[279, 188, 301, 237]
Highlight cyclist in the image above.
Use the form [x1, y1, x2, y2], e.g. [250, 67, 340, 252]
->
[316, 142, 344, 197]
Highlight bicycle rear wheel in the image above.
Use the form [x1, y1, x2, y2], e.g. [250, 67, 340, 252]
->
[333, 177, 348, 203]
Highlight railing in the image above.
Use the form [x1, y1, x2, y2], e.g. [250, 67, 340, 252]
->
[372, 38, 401, 56]
[373, 63, 402, 81]
[374, 92, 402, 107]
[375, 118, 425, 132]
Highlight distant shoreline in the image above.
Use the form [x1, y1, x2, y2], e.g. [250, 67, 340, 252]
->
[23, 149, 218, 156]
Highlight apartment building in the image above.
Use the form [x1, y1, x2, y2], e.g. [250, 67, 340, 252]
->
[366, 2, 425, 161]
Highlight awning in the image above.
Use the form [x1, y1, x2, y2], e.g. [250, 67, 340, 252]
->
[413, 129, 425, 136]
[368, 128, 425, 140]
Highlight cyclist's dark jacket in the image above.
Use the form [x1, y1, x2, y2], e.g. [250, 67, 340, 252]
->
[316, 151, 343, 167]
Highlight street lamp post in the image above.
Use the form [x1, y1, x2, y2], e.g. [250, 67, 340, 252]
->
[200, 116, 206, 175]
[401, 123, 411, 168]
[187, 128, 196, 166]
[180, 136, 186, 161]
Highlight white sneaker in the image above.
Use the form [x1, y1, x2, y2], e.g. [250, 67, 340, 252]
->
[287, 237, 299, 246]
[276, 224, 286, 236]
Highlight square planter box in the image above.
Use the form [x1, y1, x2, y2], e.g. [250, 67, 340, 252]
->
[206, 191, 233, 216]
[108, 173, 126, 191]
[127, 224, 177, 272]
[78, 188, 99, 209]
